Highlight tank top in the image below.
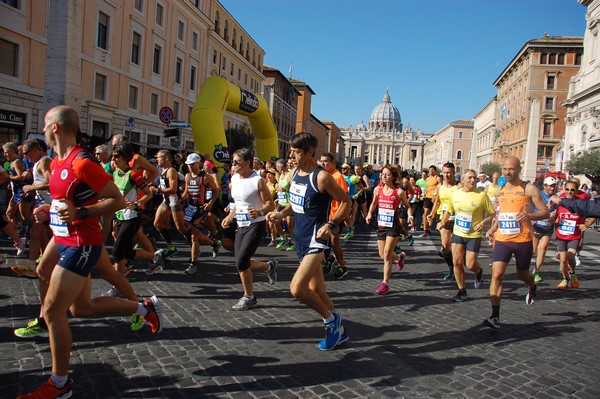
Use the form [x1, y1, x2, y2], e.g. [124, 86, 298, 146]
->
[230, 171, 266, 227]
[49, 147, 102, 246]
[377, 186, 401, 229]
[33, 155, 52, 204]
[425, 175, 439, 198]
[290, 166, 330, 249]
[159, 167, 179, 203]
[277, 175, 290, 206]
[534, 190, 554, 229]
[186, 172, 206, 207]
[8, 157, 30, 195]
[493, 182, 532, 243]
[555, 205, 585, 240]
[113, 169, 141, 221]
[437, 183, 459, 220]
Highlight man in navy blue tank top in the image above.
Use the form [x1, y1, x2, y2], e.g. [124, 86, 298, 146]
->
[267, 132, 351, 350]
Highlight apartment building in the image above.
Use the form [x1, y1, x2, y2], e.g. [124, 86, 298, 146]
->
[493, 34, 583, 181]
[0, 0, 265, 158]
[470, 96, 497, 173]
[424, 120, 474, 174]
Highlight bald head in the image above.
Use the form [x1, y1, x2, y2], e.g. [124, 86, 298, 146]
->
[46, 106, 79, 134]
[502, 156, 522, 183]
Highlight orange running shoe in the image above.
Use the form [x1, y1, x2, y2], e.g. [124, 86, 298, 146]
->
[557, 278, 569, 290]
[570, 273, 580, 289]
[142, 295, 163, 333]
[17, 378, 73, 399]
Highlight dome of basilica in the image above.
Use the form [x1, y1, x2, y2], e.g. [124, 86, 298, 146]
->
[369, 90, 402, 133]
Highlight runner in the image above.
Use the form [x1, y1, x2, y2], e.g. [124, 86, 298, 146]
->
[484, 156, 549, 329]
[438, 169, 494, 302]
[274, 157, 296, 250]
[366, 164, 414, 295]
[266, 132, 351, 350]
[531, 177, 558, 283]
[421, 165, 442, 237]
[353, 164, 371, 226]
[18, 105, 163, 399]
[221, 148, 277, 310]
[3, 142, 33, 241]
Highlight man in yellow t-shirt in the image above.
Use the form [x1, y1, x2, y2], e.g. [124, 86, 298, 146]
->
[438, 169, 494, 302]
[421, 165, 442, 237]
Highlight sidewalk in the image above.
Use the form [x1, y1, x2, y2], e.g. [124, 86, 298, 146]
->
[2, 227, 600, 398]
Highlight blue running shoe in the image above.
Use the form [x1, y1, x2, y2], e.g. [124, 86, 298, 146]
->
[317, 312, 344, 350]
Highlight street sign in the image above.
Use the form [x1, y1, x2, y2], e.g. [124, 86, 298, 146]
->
[169, 120, 192, 128]
[127, 116, 135, 130]
[159, 107, 174, 124]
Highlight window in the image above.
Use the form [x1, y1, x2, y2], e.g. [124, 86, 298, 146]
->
[152, 45, 161, 74]
[92, 121, 108, 139]
[230, 62, 234, 76]
[97, 12, 109, 50]
[213, 49, 217, 64]
[214, 11, 220, 35]
[190, 65, 196, 91]
[224, 20, 229, 42]
[549, 53, 556, 64]
[222, 55, 226, 71]
[575, 52, 582, 65]
[131, 32, 141, 65]
[537, 146, 553, 158]
[0, 38, 17, 77]
[134, 0, 143, 12]
[177, 21, 185, 41]
[546, 75, 556, 90]
[540, 53, 547, 64]
[456, 150, 462, 160]
[94, 73, 107, 100]
[542, 122, 552, 137]
[545, 97, 555, 111]
[150, 93, 159, 115]
[237, 68, 241, 81]
[1, 0, 18, 8]
[148, 134, 160, 145]
[458, 131, 463, 139]
[175, 57, 182, 84]
[173, 101, 180, 118]
[557, 53, 565, 65]
[155, 3, 164, 26]
[193, 0, 200, 8]
[128, 86, 138, 110]
[192, 31, 198, 51]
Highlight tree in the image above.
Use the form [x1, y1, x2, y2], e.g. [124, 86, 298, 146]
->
[566, 149, 600, 187]
[479, 162, 501, 177]
[226, 124, 255, 154]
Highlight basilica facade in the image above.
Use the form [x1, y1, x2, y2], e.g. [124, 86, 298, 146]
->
[340, 90, 432, 171]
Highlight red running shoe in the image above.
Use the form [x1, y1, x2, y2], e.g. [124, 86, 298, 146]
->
[394, 252, 406, 271]
[142, 295, 164, 333]
[18, 378, 73, 399]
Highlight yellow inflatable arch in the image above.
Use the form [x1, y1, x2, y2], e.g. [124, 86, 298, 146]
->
[190, 76, 279, 166]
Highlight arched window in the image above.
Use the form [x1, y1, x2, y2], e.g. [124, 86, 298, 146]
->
[214, 11, 220, 35]
[223, 20, 229, 42]
[456, 150, 463, 160]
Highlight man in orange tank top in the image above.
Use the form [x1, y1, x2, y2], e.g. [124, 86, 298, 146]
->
[484, 156, 549, 329]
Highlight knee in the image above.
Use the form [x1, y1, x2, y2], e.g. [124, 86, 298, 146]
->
[69, 303, 94, 318]
[289, 281, 305, 300]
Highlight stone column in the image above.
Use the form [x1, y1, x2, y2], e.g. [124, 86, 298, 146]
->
[523, 98, 540, 181]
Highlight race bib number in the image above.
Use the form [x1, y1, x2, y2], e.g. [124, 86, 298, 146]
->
[159, 178, 167, 189]
[498, 212, 520, 235]
[455, 213, 473, 234]
[441, 204, 455, 221]
[205, 189, 213, 201]
[277, 191, 287, 203]
[558, 219, 576, 236]
[289, 182, 307, 214]
[184, 205, 197, 222]
[235, 207, 251, 227]
[49, 200, 70, 237]
[377, 208, 395, 228]
[536, 218, 551, 227]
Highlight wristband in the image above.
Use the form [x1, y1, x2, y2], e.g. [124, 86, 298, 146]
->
[326, 221, 340, 234]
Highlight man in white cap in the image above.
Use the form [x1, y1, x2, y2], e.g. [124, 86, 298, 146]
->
[531, 176, 558, 283]
[476, 173, 490, 190]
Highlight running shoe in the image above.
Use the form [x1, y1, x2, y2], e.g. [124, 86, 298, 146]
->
[162, 246, 178, 258]
[131, 314, 145, 331]
[570, 273, 580, 289]
[342, 229, 354, 239]
[533, 272, 543, 283]
[407, 234, 414, 246]
[452, 290, 468, 302]
[285, 243, 296, 252]
[394, 252, 406, 272]
[317, 311, 344, 350]
[146, 250, 166, 275]
[211, 240, 222, 258]
[483, 316, 500, 329]
[418, 232, 429, 238]
[276, 239, 290, 249]
[474, 268, 484, 289]
[17, 378, 73, 399]
[103, 286, 121, 297]
[323, 257, 335, 275]
[142, 295, 163, 333]
[575, 255, 581, 267]
[14, 318, 49, 338]
[267, 240, 277, 247]
[15, 239, 26, 256]
[526, 284, 537, 306]
[375, 281, 389, 295]
[232, 295, 257, 311]
[443, 273, 455, 281]
[557, 278, 569, 290]
[11, 262, 38, 279]
[266, 259, 279, 285]
[333, 266, 348, 280]
[184, 263, 198, 275]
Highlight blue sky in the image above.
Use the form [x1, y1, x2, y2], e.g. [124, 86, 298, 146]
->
[220, 0, 587, 133]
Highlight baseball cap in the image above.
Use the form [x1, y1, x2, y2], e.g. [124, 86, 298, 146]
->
[185, 153, 203, 164]
[341, 163, 351, 169]
[363, 163, 370, 168]
[544, 176, 557, 185]
[266, 168, 277, 174]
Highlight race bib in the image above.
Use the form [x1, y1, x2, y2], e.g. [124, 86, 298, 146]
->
[277, 191, 287, 203]
[498, 212, 520, 235]
[159, 178, 167, 189]
[184, 205, 197, 222]
[289, 182, 307, 214]
[455, 213, 473, 234]
[558, 219, 576, 236]
[441, 204, 455, 221]
[536, 218, 551, 227]
[205, 189, 213, 201]
[49, 200, 70, 237]
[235, 207, 251, 227]
[377, 208, 395, 228]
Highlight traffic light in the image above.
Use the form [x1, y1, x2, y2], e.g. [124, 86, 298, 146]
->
[163, 128, 179, 138]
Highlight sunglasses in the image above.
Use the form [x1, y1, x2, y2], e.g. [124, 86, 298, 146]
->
[111, 154, 121, 159]
[95, 153, 102, 156]
[232, 160, 242, 166]
[564, 188, 577, 192]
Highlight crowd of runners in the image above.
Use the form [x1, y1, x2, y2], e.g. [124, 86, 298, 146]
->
[1, 105, 598, 398]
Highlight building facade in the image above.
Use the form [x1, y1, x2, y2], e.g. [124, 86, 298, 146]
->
[563, 0, 600, 169]
[341, 90, 431, 170]
[493, 34, 583, 181]
[0, 0, 266, 158]
[423, 120, 474, 174]
[322, 121, 342, 162]
[470, 96, 498, 173]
